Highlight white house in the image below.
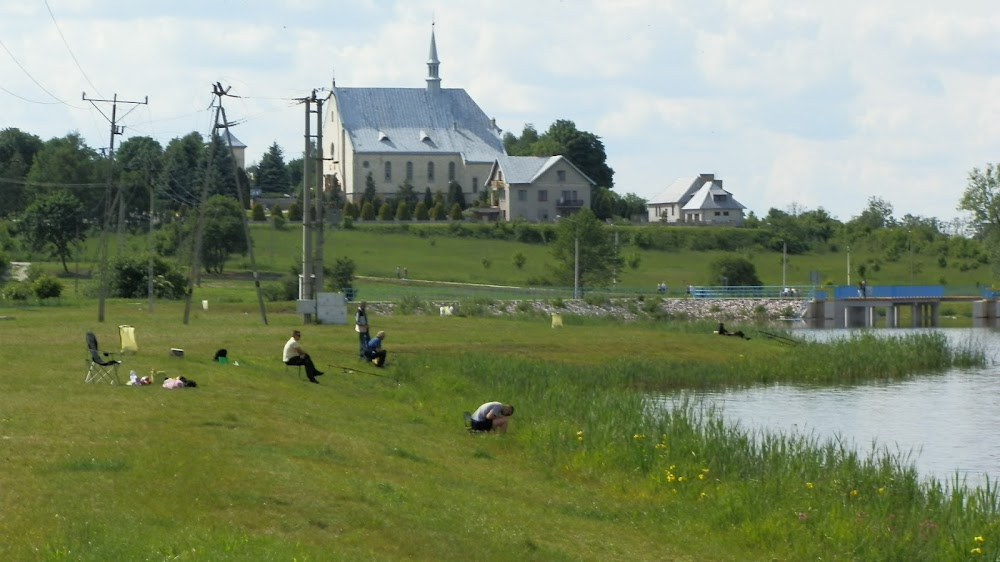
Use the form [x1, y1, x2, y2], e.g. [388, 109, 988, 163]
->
[647, 173, 745, 225]
[486, 155, 594, 222]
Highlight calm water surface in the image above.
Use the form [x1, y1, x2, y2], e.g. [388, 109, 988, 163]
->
[672, 328, 1000, 490]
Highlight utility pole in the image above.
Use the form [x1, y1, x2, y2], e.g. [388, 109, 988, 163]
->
[215, 83, 269, 325]
[182, 83, 268, 325]
[301, 93, 314, 323]
[313, 92, 325, 296]
[84, 92, 148, 322]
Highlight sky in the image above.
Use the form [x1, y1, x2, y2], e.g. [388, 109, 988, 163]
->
[3, 0, 999, 224]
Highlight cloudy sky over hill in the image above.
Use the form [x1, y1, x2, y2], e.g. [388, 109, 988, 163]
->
[3, 0, 998, 223]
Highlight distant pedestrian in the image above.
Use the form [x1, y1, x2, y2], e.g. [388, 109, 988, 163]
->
[396, 266, 401, 279]
[403, 267, 408, 280]
[355, 301, 370, 358]
[858, 280, 867, 297]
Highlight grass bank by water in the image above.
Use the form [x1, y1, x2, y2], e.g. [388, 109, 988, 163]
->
[0, 299, 995, 560]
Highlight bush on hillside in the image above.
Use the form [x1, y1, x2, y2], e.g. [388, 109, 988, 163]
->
[109, 255, 187, 299]
[32, 275, 63, 300]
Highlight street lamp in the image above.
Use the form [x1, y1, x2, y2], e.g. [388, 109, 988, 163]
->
[846, 245, 851, 286]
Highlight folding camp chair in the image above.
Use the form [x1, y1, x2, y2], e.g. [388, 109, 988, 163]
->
[119, 325, 138, 354]
[86, 331, 122, 384]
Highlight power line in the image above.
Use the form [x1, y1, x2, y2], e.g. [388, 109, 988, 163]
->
[0, 38, 83, 108]
[44, 0, 102, 98]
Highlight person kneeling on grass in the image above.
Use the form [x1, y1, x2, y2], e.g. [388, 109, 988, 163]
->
[470, 401, 514, 433]
[365, 330, 388, 367]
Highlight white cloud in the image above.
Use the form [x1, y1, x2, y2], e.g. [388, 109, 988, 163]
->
[2, 0, 999, 222]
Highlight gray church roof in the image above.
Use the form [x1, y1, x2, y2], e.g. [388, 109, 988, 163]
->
[333, 87, 505, 163]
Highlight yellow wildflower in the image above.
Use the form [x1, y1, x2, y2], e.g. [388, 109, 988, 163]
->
[850, 489, 859, 497]
[878, 487, 886, 494]
[698, 474, 705, 480]
[974, 536, 984, 543]
[971, 547, 982, 555]
[805, 482, 814, 489]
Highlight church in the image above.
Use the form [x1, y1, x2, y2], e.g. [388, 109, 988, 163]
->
[322, 26, 592, 221]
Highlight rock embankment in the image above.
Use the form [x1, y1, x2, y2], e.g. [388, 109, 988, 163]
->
[368, 297, 804, 322]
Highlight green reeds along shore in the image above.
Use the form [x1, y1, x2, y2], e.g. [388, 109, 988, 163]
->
[0, 301, 995, 561]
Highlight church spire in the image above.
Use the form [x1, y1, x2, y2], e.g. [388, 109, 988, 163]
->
[426, 22, 441, 93]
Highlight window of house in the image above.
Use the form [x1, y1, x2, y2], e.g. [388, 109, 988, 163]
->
[384, 162, 392, 182]
[724, 211, 730, 216]
[557, 170, 566, 182]
[538, 189, 547, 202]
[518, 189, 527, 201]
[715, 211, 721, 216]
[561, 190, 571, 202]
[713, 194, 727, 203]
[406, 161, 414, 181]
[448, 162, 456, 181]
[329, 143, 335, 155]
[472, 177, 479, 193]
[427, 162, 434, 181]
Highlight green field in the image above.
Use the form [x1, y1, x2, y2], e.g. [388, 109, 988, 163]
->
[0, 297, 996, 560]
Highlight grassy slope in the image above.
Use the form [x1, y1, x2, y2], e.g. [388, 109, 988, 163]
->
[53, 222, 991, 293]
[1, 301, 766, 561]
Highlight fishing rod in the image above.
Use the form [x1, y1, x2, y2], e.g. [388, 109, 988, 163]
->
[757, 330, 800, 346]
[328, 363, 398, 382]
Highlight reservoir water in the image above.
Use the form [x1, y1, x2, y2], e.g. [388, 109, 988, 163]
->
[673, 328, 1000, 490]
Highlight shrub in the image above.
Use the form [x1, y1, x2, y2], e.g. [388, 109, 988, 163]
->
[1, 282, 31, 301]
[32, 275, 63, 300]
[377, 203, 392, 221]
[272, 214, 287, 230]
[552, 297, 566, 308]
[512, 252, 526, 270]
[397, 295, 425, 315]
[109, 255, 187, 299]
[270, 204, 284, 219]
[481, 257, 491, 269]
[251, 203, 266, 221]
[341, 216, 355, 229]
[287, 202, 302, 222]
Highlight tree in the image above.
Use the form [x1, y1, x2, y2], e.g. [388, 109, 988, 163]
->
[550, 207, 621, 288]
[414, 201, 429, 220]
[115, 136, 164, 227]
[959, 163, 1000, 277]
[343, 201, 359, 220]
[422, 187, 434, 209]
[395, 200, 411, 221]
[507, 120, 614, 189]
[396, 179, 418, 207]
[707, 255, 762, 287]
[255, 142, 290, 195]
[360, 201, 375, 220]
[287, 201, 302, 222]
[271, 204, 284, 220]
[159, 132, 204, 212]
[199, 195, 248, 273]
[327, 256, 355, 292]
[959, 163, 1000, 237]
[446, 181, 466, 210]
[26, 133, 103, 219]
[447, 203, 463, 220]
[21, 191, 86, 272]
[251, 202, 266, 221]
[849, 196, 896, 233]
[377, 202, 392, 220]
[363, 172, 378, 205]
[0, 128, 43, 217]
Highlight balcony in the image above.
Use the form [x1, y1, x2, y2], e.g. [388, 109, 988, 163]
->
[556, 198, 585, 209]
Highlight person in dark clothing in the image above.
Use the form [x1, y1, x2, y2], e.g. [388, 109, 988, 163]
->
[355, 301, 370, 359]
[365, 330, 388, 367]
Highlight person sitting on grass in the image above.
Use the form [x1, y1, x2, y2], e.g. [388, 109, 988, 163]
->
[469, 401, 514, 433]
[365, 330, 388, 367]
[283, 330, 324, 383]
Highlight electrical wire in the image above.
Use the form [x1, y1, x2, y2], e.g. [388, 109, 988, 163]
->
[0, 38, 84, 108]
[44, 0, 103, 98]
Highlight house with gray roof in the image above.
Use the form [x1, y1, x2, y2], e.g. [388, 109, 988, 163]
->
[486, 155, 594, 221]
[323, 26, 505, 209]
[647, 173, 745, 225]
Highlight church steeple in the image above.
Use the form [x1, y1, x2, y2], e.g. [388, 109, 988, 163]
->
[426, 22, 441, 93]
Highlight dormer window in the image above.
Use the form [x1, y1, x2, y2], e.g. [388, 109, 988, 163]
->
[378, 131, 389, 142]
[419, 130, 430, 142]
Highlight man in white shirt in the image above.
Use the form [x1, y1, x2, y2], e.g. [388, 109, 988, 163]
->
[283, 330, 324, 384]
[470, 401, 514, 433]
